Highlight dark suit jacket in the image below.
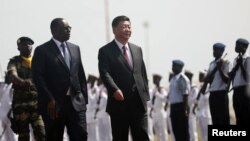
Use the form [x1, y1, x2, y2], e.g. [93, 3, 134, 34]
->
[98, 40, 150, 114]
[32, 39, 88, 114]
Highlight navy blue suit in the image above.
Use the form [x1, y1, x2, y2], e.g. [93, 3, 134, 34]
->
[32, 39, 88, 141]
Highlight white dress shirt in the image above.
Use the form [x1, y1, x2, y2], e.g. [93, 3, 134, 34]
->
[115, 39, 133, 68]
[52, 38, 70, 58]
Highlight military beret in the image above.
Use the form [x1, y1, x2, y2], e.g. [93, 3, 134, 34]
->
[184, 70, 193, 76]
[153, 74, 162, 80]
[172, 59, 184, 67]
[213, 43, 225, 49]
[199, 69, 207, 75]
[88, 74, 98, 80]
[236, 38, 249, 47]
[17, 36, 34, 45]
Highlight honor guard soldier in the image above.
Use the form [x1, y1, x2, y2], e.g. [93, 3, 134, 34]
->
[7, 37, 45, 141]
[203, 43, 231, 125]
[229, 38, 250, 125]
[168, 60, 190, 141]
[184, 70, 198, 141]
[150, 74, 168, 141]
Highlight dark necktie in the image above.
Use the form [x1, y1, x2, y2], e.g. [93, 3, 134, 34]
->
[122, 46, 131, 67]
[61, 43, 70, 69]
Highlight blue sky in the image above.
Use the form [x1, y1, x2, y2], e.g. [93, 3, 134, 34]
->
[1, 0, 250, 87]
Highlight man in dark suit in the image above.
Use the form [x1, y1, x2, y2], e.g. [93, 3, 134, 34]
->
[98, 15, 150, 141]
[32, 18, 88, 141]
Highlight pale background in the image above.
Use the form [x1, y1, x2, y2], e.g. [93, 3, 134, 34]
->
[1, 0, 250, 88]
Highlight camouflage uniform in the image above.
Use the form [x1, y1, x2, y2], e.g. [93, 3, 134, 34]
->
[7, 55, 45, 141]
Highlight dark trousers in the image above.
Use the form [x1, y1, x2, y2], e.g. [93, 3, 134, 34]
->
[209, 90, 230, 125]
[233, 86, 250, 126]
[42, 96, 87, 141]
[170, 103, 189, 141]
[110, 90, 149, 141]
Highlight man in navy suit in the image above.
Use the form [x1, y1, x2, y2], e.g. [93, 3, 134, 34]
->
[98, 15, 150, 141]
[32, 18, 88, 141]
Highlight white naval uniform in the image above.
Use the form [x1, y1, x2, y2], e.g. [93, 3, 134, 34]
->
[188, 84, 198, 141]
[87, 84, 99, 141]
[151, 87, 168, 141]
[197, 84, 212, 141]
[0, 83, 18, 141]
[96, 85, 112, 141]
[147, 88, 154, 141]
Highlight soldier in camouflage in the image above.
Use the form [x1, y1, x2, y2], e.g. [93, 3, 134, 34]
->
[7, 37, 45, 141]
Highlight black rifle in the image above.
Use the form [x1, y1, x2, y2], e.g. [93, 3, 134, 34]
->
[193, 53, 227, 114]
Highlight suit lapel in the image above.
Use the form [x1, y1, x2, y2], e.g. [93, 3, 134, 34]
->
[66, 42, 74, 72]
[49, 40, 70, 72]
[111, 41, 132, 71]
[128, 43, 137, 70]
